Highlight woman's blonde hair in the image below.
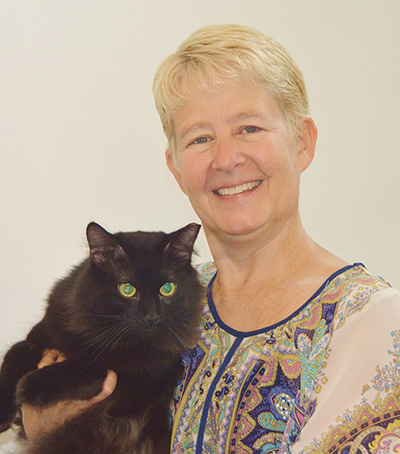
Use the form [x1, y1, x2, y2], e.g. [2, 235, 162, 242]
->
[153, 24, 309, 162]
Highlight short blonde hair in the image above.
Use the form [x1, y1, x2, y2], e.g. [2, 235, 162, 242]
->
[153, 24, 309, 162]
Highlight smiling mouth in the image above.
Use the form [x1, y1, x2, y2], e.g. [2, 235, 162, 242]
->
[214, 180, 262, 196]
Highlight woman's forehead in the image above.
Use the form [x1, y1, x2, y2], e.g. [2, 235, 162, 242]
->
[172, 82, 280, 132]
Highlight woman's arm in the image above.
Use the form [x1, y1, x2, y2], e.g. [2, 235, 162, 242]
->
[21, 350, 117, 440]
[291, 287, 400, 454]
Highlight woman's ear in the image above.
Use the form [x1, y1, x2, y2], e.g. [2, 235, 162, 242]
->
[165, 149, 187, 195]
[297, 116, 318, 173]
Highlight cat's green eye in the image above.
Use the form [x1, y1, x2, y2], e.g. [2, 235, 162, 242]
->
[118, 283, 137, 298]
[159, 282, 176, 297]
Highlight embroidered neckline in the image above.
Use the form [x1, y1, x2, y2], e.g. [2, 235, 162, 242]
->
[206, 263, 365, 338]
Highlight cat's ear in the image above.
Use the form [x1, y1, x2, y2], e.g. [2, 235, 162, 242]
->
[86, 222, 127, 269]
[164, 223, 201, 265]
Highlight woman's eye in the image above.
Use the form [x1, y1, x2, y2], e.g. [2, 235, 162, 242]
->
[192, 136, 209, 145]
[159, 282, 176, 297]
[118, 283, 137, 298]
[242, 126, 259, 134]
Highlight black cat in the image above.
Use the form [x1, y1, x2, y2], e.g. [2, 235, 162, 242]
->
[0, 222, 204, 454]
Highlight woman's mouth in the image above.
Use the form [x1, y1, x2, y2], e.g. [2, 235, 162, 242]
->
[214, 180, 262, 196]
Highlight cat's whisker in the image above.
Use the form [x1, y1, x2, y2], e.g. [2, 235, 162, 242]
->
[76, 324, 121, 345]
[83, 313, 122, 320]
[75, 323, 127, 357]
[89, 325, 127, 350]
[84, 325, 131, 370]
[104, 325, 131, 358]
[167, 326, 190, 351]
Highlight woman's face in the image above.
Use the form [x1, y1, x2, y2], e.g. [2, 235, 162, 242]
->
[166, 80, 316, 243]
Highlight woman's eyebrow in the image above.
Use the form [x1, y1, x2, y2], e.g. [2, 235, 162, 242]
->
[177, 111, 267, 140]
[228, 111, 266, 123]
[178, 121, 212, 140]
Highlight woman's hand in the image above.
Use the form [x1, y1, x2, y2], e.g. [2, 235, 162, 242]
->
[21, 349, 117, 440]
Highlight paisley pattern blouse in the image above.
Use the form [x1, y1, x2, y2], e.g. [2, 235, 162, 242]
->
[171, 263, 400, 454]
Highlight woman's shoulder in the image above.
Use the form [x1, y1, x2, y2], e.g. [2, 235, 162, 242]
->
[323, 263, 394, 297]
[195, 262, 216, 286]
[321, 263, 399, 328]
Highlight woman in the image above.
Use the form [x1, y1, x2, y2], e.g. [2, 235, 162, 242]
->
[14, 24, 400, 453]
[153, 24, 400, 453]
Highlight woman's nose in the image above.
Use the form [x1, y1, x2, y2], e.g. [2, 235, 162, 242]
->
[211, 137, 245, 172]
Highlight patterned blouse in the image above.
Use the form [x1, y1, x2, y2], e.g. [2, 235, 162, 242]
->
[171, 263, 400, 454]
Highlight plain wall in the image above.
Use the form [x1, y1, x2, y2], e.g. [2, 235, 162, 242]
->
[1, 0, 399, 355]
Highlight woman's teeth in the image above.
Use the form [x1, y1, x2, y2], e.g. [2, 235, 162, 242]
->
[215, 180, 262, 196]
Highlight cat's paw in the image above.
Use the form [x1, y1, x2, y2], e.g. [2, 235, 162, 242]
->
[16, 369, 52, 407]
[16, 362, 108, 407]
[0, 340, 44, 423]
[0, 404, 15, 433]
[0, 390, 17, 430]
[0, 410, 13, 433]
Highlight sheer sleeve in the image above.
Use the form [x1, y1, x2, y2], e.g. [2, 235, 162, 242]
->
[291, 287, 400, 454]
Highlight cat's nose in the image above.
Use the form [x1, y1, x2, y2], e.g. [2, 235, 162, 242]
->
[143, 316, 160, 328]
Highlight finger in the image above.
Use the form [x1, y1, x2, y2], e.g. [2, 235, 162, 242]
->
[38, 349, 66, 368]
[21, 370, 117, 440]
[89, 370, 118, 404]
[21, 403, 42, 439]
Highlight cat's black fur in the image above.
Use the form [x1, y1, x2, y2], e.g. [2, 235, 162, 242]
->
[0, 222, 204, 454]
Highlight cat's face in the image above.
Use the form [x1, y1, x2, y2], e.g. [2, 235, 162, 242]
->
[72, 223, 203, 360]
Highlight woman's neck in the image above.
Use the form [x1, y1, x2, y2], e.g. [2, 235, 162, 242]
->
[206, 216, 312, 284]
[204, 218, 347, 331]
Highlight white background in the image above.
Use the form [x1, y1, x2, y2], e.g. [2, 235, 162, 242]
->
[1, 1, 399, 356]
